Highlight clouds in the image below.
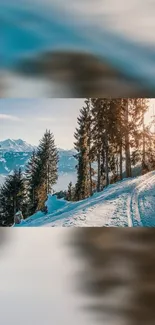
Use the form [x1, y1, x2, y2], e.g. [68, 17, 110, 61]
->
[0, 114, 21, 121]
[0, 99, 83, 148]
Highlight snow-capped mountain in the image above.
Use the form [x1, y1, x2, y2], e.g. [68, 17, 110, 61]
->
[0, 139, 77, 189]
[0, 148, 76, 174]
[0, 139, 37, 152]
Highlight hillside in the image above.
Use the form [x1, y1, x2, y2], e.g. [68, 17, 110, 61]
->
[14, 171, 155, 227]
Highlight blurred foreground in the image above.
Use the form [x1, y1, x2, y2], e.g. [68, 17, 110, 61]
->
[0, 229, 90, 325]
[70, 228, 155, 325]
[0, 228, 155, 325]
[1, 0, 155, 97]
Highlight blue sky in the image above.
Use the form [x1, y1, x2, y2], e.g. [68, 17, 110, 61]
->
[0, 98, 154, 149]
[0, 99, 84, 149]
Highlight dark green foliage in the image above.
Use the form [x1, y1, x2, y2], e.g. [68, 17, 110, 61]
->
[25, 150, 39, 215]
[66, 182, 75, 201]
[54, 191, 67, 200]
[74, 98, 153, 202]
[0, 130, 59, 224]
[0, 168, 27, 226]
[74, 99, 93, 201]
[26, 130, 59, 214]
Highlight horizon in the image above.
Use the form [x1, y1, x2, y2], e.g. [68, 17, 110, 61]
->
[0, 99, 84, 149]
[0, 138, 75, 151]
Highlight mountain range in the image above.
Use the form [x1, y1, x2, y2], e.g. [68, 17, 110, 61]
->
[0, 139, 37, 152]
[0, 139, 77, 176]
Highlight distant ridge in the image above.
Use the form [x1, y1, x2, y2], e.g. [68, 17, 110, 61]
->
[0, 139, 37, 152]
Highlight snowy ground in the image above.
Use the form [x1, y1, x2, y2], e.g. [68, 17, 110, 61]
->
[16, 171, 155, 227]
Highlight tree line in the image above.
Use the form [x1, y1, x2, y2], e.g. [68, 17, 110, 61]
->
[0, 99, 155, 225]
[67, 98, 155, 201]
[0, 130, 58, 226]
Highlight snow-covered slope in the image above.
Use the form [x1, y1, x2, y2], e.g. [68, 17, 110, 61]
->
[0, 139, 37, 152]
[15, 171, 155, 227]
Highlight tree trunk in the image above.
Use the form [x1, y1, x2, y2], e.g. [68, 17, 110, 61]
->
[47, 163, 50, 195]
[120, 141, 123, 180]
[124, 99, 132, 178]
[105, 130, 109, 187]
[14, 197, 16, 216]
[101, 147, 105, 190]
[142, 114, 146, 173]
[105, 147, 109, 186]
[116, 155, 119, 179]
[97, 152, 101, 192]
[89, 161, 93, 196]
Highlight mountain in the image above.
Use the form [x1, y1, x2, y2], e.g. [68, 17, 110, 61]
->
[0, 150, 76, 175]
[0, 139, 37, 152]
[0, 140, 77, 189]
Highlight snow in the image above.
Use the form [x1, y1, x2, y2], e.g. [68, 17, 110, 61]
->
[0, 174, 6, 186]
[4, 166, 10, 172]
[15, 171, 155, 227]
[0, 139, 37, 152]
[0, 158, 6, 163]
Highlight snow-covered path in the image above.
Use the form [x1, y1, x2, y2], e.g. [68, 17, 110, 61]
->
[16, 171, 155, 227]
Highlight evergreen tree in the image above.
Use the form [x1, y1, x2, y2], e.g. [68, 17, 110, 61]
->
[37, 130, 59, 196]
[67, 182, 73, 201]
[85, 98, 93, 196]
[74, 101, 92, 200]
[109, 99, 124, 180]
[91, 98, 114, 189]
[0, 168, 26, 226]
[25, 150, 38, 215]
[91, 98, 104, 191]
[122, 99, 132, 178]
[26, 130, 58, 214]
[129, 98, 149, 174]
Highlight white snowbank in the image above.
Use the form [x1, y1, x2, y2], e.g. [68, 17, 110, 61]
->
[15, 171, 155, 227]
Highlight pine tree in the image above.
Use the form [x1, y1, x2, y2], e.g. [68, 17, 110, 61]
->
[74, 102, 92, 201]
[91, 98, 113, 189]
[0, 168, 27, 226]
[26, 130, 58, 214]
[122, 99, 132, 178]
[91, 98, 103, 191]
[73, 98, 152, 201]
[25, 151, 39, 215]
[37, 130, 58, 196]
[109, 99, 124, 180]
[85, 98, 93, 196]
[67, 182, 73, 201]
[129, 98, 149, 175]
